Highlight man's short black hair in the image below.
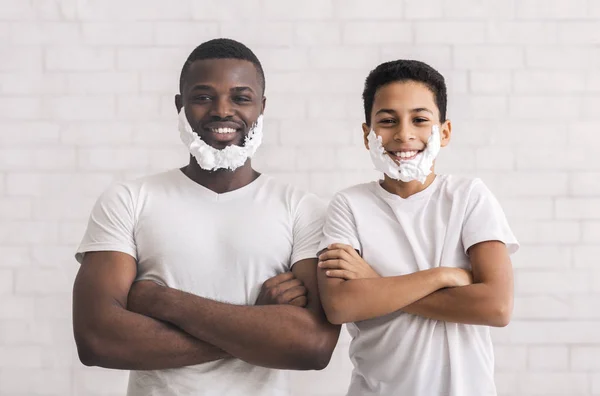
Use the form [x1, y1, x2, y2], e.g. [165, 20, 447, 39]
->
[362, 59, 447, 125]
[179, 38, 265, 94]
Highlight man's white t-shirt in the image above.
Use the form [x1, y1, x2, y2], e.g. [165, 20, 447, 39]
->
[75, 168, 326, 396]
[319, 175, 519, 396]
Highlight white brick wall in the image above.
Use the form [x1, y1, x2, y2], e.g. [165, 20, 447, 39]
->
[1, 0, 599, 395]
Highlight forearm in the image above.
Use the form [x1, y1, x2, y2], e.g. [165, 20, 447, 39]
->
[402, 283, 512, 327]
[76, 305, 229, 370]
[149, 288, 335, 370]
[321, 268, 448, 324]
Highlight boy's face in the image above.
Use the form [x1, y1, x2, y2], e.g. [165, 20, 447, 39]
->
[362, 81, 451, 164]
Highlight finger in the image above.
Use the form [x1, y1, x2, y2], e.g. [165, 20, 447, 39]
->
[318, 259, 350, 270]
[289, 296, 308, 308]
[318, 249, 352, 263]
[262, 272, 295, 289]
[273, 278, 303, 294]
[328, 243, 362, 259]
[278, 285, 307, 304]
[325, 269, 356, 280]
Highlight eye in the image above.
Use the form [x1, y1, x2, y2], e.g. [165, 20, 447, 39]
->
[414, 118, 429, 124]
[379, 118, 396, 124]
[233, 96, 252, 103]
[193, 95, 212, 102]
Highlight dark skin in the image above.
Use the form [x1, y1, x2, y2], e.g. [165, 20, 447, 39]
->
[73, 58, 340, 371]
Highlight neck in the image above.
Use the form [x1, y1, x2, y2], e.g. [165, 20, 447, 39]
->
[380, 171, 437, 199]
[182, 157, 260, 194]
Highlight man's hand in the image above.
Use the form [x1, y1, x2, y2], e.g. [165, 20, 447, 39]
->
[318, 243, 380, 280]
[255, 272, 308, 307]
[127, 280, 166, 317]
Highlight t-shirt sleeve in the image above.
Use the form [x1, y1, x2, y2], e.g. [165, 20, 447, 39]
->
[318, 193, 361, 254]
[74, 183, 137, 264]
[462, 179, 519, 255]
[290, 194, 327, 266]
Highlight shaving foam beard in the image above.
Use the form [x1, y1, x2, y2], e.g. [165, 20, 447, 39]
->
[367, 125, 442, 184]
[178, 107, 263, 171]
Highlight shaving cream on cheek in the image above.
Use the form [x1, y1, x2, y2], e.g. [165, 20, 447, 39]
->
[178, 107, 263, 171]
[367, 125, 441, 184]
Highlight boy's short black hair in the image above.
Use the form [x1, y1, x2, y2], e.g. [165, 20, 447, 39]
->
[362, 59, 447, 125]
[179, 38, 265, 94]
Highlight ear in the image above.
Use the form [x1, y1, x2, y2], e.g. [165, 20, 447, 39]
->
[362, 123, 371, 150]
[440, 119, 452, 147]
[261, 96, 267, 115]
[175, 94, 183, 113]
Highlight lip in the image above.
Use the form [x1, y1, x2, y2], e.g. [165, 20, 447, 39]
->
[386, 149, 423, 162]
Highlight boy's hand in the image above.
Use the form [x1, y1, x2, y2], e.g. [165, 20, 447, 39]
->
[318, 243, 381, 280]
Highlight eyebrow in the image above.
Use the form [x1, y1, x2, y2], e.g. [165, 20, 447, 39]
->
[374, 107, 434, 116]
[189, 85, 255, 94]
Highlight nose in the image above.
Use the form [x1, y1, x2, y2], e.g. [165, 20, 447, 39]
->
[210, 96, 234, 118]
[393, 119, 416, 142]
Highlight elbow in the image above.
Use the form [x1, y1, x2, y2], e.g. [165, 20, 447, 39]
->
[322, 297, 352, 326]
[75, 333, 103, 367]
[301, 334, 337, 371]
[489, 301, 512, 327]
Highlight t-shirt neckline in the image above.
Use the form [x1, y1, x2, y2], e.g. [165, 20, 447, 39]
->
[173, 168, 267, 201]
[374, 174, 444, 203]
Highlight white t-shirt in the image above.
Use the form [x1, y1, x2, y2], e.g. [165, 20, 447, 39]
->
[76, 168, 326, 396]
[319, 175, 519, 396]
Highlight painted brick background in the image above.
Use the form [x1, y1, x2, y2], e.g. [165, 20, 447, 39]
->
[1, 0, 599, 395]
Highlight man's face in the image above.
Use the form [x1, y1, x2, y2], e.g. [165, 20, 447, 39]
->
[362, 81, 451, 164]
[176, 58, 265, 150]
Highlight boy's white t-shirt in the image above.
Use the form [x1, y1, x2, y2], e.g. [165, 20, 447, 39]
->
[75, 168, 326, 396]
[319, 175, 519, 396]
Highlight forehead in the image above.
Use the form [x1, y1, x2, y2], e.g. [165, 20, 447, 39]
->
[373, 81, 438, 114]
[183, 58, 261, 93]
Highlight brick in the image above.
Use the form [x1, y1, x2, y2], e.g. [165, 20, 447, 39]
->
[556, 199, 600, 220]
[140, 72, 174, 94]
[73, 366, 129, 395]
[526, 47, 600, 70]
[309, 47, 379, 70]
[443, 70, 469, 94]
[559, 22, 600, 45]
[0, 297, 34, 319]
[572, 295, 600, 319]
[117, 48, 188, 71]
[516, 147, 594, 171]
[146, 147, 188, 172]
[416, 22, 486, 44]
[310, 170, 381, 197]
[0, 269, 12, 294]
[31, 0, 61, 20]
[60, 221, 87, 245]
[0, 221, 59, 245]
[510, 96, 579, 120]
[494, 372, 518, 395]
[220, 22, 294, 47]
[0, 72, 65, 95]
[44, 95, 115, 121]
[514, 70, 586, 94]
[117, 95, 161, 120]
[448, 121, 493, 147]
[45, 47, 114, 71]
[132, 121, 180, 145]
[264, 0, 333, 19]
[265, 94, 307, 119]
[280, 120, 354, 146]
[66, 72, 138, 94]
[454, 46, 523, 69]
[0, 0, 35, 19]
[512, 246, 570, 269]
[528, 346, 569, 370]
[10, 21, 80, 45]
[515, 269, 592, 294]
[505, 321, 600, 344]
[449, 95, 508, 120]
[334, 0, 404, 19]
[268, 71, 365, 94]
[294, 23, 342, 45]
[475, 148, 515, 170]
[584, 222, 600, 243]
[343, 22, 412, 45]
[0, 368, 71, 395]
[307, 95, 361, 119]
[478, 172, 569, 197]
[0, 148, 76, 171]
[292, 148, 337, 171]
[78, 148, 150, 170]
[0, 97, 41, 120]
[435, 148, 476, 172]
[0, 198, 32, 220]
[35, 295, 72, 319]
[0, 247, 31, 268]
[61, 122, 132, 146]
[0, 122, 60, 145]
[517, 0, 589, 19]
[82, 22, 153, 45]
[594, 374, 600, 395]
[154, 22, 219, 46]
[469, 71, 512, 94]
[574, 246, 600, 268]
[6, 173, 116, 198]
[518, 373, 589, 395]
[76, 0, 192, 21]
[511, 220, 580, 244]
[501, 198, 553, 221]
[334, 147, 373, 171]
[253, 147, 297, 172]
[268, 172, 311, 193]
[255, 47, 309, 71]
[15, 269, 74, 294]
[569, 122, 600, 147]
[572, 347, 600, 370]
[41, 344, 75, 368]
[1, 320, 54, 345]
[405, 0, 443, 19]
[443, 0, 515, 18]
[32, 196, 96, 221]
[494, 346, 527, 371]
[487, 22, 558, 44]
[191, 0, 263, 20]
[0, 47, 42, 71]
[381, 45, 453, 69]
[0, 346, 43, 368]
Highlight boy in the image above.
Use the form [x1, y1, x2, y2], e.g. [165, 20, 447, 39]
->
[317, 60, 519, 396]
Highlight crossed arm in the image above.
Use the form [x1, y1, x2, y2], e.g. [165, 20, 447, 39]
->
[73, 251, 340, 371]
[317, 241, 513, 327]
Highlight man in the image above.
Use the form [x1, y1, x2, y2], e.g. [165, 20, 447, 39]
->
[73, 38, 340, 396]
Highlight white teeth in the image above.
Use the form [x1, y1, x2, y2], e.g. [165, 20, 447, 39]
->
[211, 128, 236, 134]
[393, 151, 418, 158]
